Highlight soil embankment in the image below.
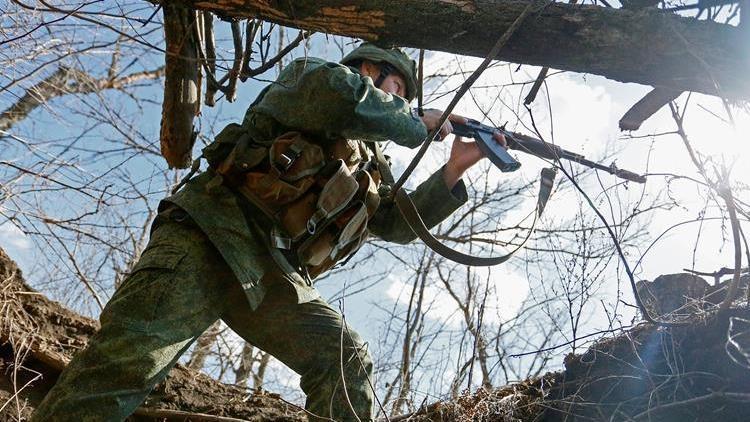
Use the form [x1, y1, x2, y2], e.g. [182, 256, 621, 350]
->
[393, 274, 750, 421]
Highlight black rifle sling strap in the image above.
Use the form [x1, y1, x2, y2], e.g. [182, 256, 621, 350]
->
[370, 141, 556, 267]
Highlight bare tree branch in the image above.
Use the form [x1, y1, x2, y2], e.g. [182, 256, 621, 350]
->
[619, 88, 682, 131]
[0, 66, 164, 132]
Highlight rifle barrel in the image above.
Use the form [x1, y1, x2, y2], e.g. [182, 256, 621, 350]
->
[508, 133, 646, 183]
[452, 121, 646, 183]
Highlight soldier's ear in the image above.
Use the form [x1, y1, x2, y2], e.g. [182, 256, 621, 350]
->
[359, 60, 379, 78]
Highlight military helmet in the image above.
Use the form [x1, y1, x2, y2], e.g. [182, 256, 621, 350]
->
[341, 42, 418, 102]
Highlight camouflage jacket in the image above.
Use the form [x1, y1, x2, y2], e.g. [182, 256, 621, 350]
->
[163, 57, 468, 309]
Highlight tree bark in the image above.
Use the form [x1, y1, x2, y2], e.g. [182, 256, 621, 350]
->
[160, 3, 202, 169]
[186, 320, 222, 370]
[162, 0, 749, 100]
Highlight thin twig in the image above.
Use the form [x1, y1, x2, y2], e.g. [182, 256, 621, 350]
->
[134, 407, 250, 421]
[523, 105, 682, 326]
[508, 325, 635, 358]
[683, 266, 749, 285]
[719, 184, 744, 310]
[242, 30, 307, 80]
[239, 19, 261, 82]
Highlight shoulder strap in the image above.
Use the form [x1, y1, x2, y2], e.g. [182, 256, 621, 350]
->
[369, 141, 556, 267]
[171, 155, 203, 194]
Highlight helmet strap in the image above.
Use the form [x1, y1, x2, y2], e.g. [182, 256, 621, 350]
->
[374, 62, 395, 89]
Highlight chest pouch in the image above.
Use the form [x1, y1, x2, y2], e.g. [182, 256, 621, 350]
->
[213, 130, 381, 278]
[278, 159, 357, 241]
[230, 132, 324, 208]
[296, 168, 380, 279]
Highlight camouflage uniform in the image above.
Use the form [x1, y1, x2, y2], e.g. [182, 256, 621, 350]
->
[33, 56, 468, 422]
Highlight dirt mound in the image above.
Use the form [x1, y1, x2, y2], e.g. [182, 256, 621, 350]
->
[546, 308, 750, 421]
[0, 247, 305, 421]
[397, 274, 750, 421]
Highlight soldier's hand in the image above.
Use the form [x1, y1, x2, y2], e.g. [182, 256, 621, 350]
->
[443, 131, 508, 189]
[419, 109, 468, 141]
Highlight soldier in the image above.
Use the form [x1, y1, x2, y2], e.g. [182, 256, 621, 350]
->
[32, 43, 506, 421]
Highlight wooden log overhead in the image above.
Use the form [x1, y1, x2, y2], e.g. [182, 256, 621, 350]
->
[162, 0, 749, 100]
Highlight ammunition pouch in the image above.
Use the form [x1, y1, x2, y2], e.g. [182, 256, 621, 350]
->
[209, 129, 380, 279]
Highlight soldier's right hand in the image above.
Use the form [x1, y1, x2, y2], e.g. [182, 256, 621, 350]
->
[419, 109, 468, 141]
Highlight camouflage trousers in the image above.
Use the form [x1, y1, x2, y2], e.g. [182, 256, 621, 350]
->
[31, 219, 374, 422]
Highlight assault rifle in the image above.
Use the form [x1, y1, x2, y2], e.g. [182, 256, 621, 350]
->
[452, 119, 647, 184]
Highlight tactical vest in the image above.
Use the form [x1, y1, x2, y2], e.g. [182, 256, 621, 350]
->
[205, 125, 382, 279]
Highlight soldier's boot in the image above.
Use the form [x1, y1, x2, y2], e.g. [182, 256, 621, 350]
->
[31, 221, 229, 421]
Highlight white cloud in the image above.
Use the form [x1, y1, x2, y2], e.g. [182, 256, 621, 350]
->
[544, 75, 614, 156]
[482, 266, 531, 323]
[0, 222, 31, 251]
[385, 266, 529, 327]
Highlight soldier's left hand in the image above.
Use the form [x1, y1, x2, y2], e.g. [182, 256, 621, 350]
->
[445, 114, 507, 172]
[447, 133, 505, 173]
[442, 129, 507, 189]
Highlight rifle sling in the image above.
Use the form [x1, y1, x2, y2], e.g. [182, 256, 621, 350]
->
[370, 141, 556, 267]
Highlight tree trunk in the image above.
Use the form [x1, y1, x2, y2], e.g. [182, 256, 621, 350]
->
[163, 0, 749, 100]
[160, 3, 202, 169]
[234, 342, 252, 387]
[253, 351, 270, 390]
[186, 320, 222, 371]
[234, 343, 270, 390]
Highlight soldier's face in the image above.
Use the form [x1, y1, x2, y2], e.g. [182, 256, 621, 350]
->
[360, 61, 407, 99]
[379, 73, 406, 99]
